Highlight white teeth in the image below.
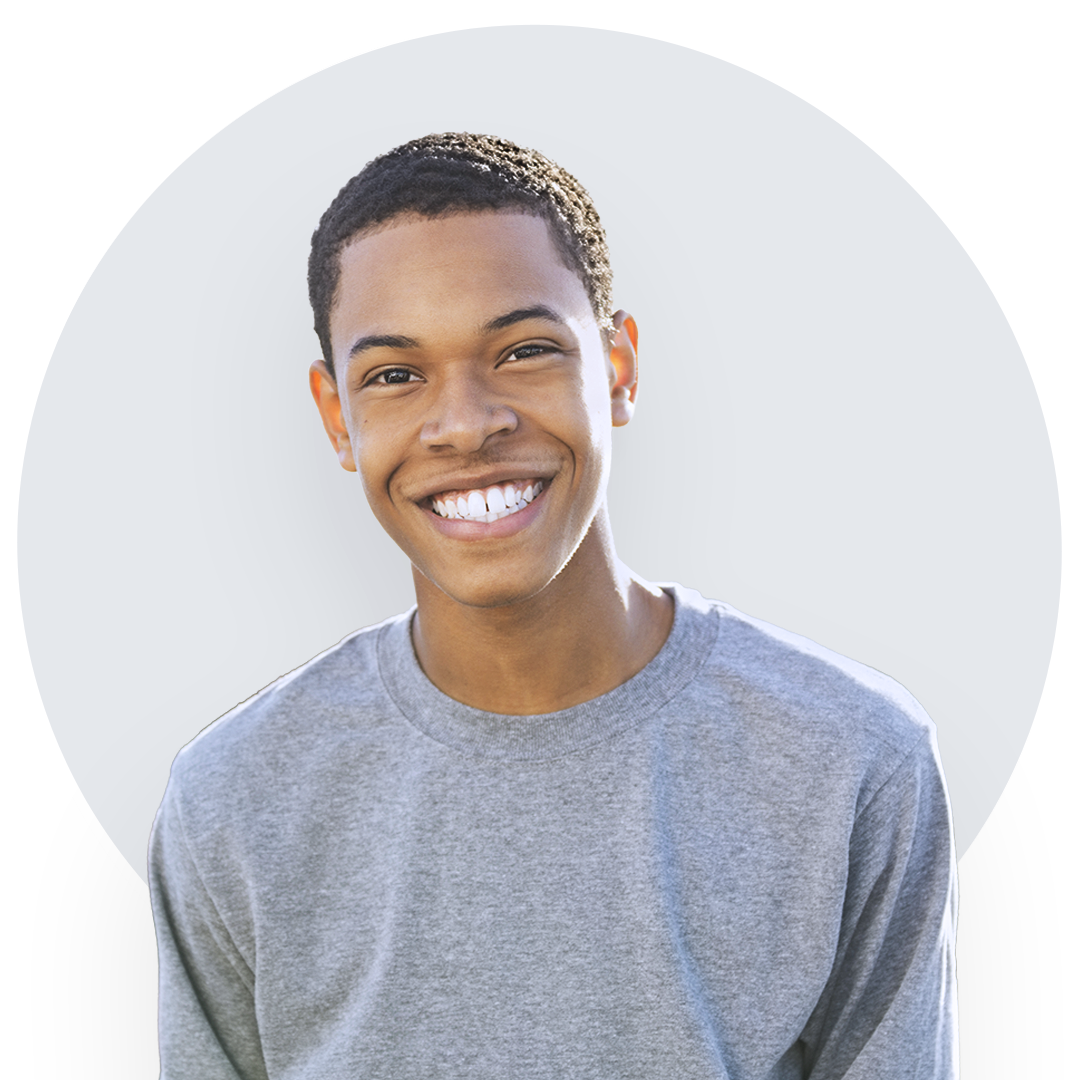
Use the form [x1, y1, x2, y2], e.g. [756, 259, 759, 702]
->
[431, 479, 545, 521]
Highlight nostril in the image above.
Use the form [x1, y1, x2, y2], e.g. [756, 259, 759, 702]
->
[419, 402, 519, 451]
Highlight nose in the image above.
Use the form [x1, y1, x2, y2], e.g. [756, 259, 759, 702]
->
[419, 372, 518, 452]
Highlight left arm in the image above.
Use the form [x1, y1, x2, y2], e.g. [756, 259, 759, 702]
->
[800, 732, 958, 1078]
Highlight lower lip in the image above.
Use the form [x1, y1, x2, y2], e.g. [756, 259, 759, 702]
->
[423, 485, 548, 540]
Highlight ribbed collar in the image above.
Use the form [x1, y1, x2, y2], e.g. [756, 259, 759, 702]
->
[376, 584, 718, 760]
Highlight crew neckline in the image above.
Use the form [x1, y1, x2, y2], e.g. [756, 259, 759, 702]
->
[376, 583, 719, 760]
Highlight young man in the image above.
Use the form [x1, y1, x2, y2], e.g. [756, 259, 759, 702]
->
[150, 133, 957, 1078]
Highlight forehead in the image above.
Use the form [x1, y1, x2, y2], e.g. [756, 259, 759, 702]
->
[330, 212, 593, 344]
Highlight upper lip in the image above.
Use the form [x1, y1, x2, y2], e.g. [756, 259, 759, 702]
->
[411, 467, 556, 503]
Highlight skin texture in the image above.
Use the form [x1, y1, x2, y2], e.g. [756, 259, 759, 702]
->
[310, 210, 672, 714]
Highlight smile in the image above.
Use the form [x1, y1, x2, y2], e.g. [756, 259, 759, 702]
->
[429, 480, 545, 523]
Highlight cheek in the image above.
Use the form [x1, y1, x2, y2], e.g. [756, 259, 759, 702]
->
[346, 403, 379, 458]
[577, 375, 616, 455]
[557, 355, 610, 424]
[577, 347, 614, 407]
[350, 428, 392, 506]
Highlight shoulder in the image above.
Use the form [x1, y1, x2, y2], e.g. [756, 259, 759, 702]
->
[673, 587, 941, 811]
[164, 611, 412, 821]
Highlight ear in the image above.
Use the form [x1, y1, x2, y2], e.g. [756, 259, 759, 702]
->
[309, 360, 357, 472]
[608, 310, 639, 428]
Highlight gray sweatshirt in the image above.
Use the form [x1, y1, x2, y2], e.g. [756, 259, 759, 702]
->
[149, 585, 957, 1079]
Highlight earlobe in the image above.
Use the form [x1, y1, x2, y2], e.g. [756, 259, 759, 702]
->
[608, 310, 639, 428]
[309, 360, 357, 472]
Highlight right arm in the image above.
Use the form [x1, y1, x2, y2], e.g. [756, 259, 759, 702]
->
[148, 780, 269, 1080]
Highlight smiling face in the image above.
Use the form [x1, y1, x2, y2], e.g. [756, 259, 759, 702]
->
[310, 211, 638, 611]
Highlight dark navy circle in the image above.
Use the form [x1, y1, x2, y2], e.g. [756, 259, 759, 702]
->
[19, 27, 1062, 885]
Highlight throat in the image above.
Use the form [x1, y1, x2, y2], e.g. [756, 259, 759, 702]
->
[410, 566, 675, 716]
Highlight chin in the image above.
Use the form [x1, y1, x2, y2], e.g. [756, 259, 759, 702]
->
[418, 561, 561, 612]
[440, 579, 549, 611]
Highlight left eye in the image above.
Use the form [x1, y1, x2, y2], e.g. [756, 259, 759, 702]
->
[507, 344, 552, 361]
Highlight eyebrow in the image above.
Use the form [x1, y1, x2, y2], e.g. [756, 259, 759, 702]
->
[481, 305, 569, 334]
[348, 333, 421, 359]
[347, 305, 569, 360]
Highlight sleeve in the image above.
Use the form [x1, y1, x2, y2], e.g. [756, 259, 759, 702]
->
[148, 776, 269, 1080]
[799, 731, 959, 1079]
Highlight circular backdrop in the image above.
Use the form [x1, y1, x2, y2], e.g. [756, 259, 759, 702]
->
[19, 27, 1059, 878]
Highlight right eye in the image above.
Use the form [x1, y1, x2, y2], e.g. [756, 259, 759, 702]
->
[367, 367, 419, 386]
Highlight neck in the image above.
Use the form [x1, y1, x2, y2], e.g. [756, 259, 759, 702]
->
[410, 513, 674, 715]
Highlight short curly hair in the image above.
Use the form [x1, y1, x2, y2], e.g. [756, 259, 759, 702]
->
[308, 133, 614, 375]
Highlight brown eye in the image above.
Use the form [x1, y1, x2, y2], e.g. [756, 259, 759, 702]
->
[507, 345, 552, 361]
[368, 367, 418, 386]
